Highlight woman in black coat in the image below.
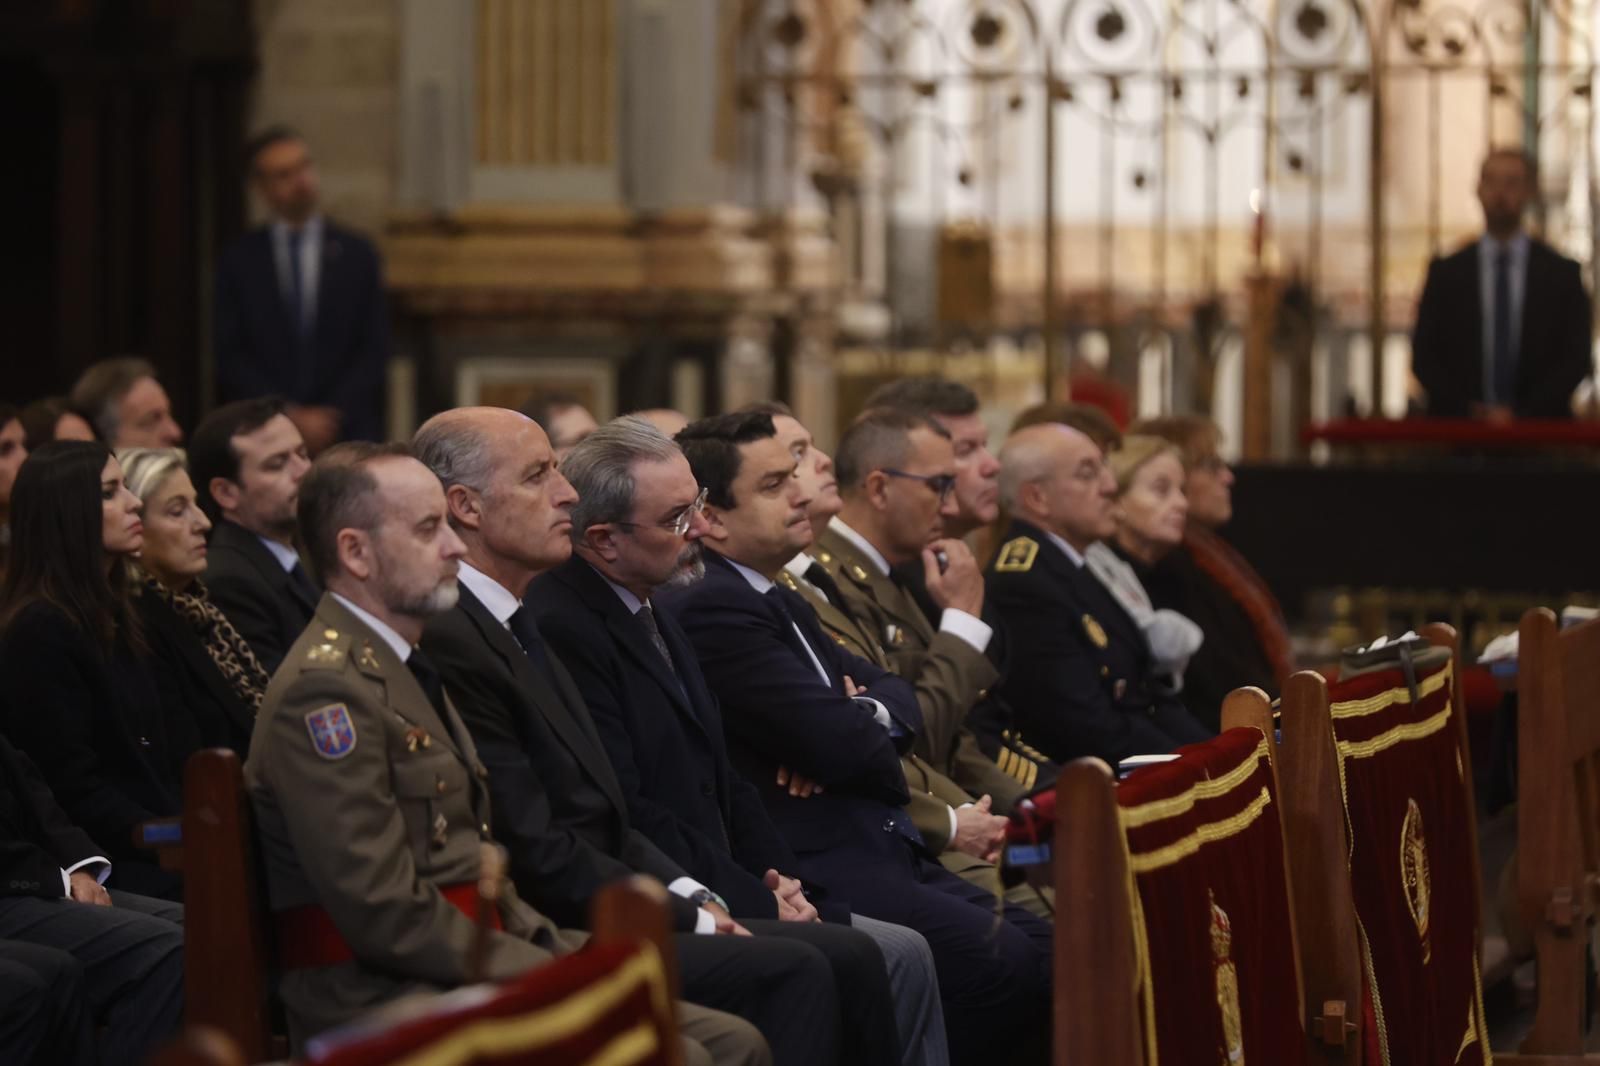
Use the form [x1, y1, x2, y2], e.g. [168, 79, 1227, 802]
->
[119, 448, 265, 755]
[0, 441, 199, 899]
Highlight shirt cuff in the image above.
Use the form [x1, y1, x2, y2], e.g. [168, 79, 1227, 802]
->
[60, 857, 111, 895]
[855, 696, 892, 731]
[692, 907, 718, 935]
[667, 876, 710, 900]
[939, 608, 993, 654]
[944, 805, 958, 848]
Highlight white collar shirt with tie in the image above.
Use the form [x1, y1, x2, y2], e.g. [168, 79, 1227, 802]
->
[1478, 230, 1530, 403]
[270, 214, 324, 337]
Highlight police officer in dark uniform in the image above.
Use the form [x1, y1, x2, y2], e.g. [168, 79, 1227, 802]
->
[987, 423, 1211, 766]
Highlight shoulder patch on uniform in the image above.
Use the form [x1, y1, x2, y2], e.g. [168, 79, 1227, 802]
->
[994, 536, 1038, 573]
[304, 704, 357, 759]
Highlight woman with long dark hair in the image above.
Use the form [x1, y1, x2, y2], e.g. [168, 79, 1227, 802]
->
[0, 441, 198, 899]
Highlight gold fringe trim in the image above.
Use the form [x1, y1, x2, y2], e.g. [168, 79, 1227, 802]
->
[1334, 706, 1452, 761]
[1125, 788, 1274, 874]
[1119, 738, 1269, 829]
[1328, 668, 1447, 720]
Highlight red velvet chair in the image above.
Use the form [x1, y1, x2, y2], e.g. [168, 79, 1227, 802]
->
[1052, 719, 1308, 1066]
[1277, 627, 1490, 1066]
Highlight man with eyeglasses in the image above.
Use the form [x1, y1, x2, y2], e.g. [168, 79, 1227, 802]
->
[802, 408, 1034, 822]
[987, 422, 1211, 766]
[413, 407, 909, 1066]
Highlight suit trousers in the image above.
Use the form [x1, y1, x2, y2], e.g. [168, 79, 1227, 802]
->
[0, 889, 183, 1066]
[677, 929, 840, 1066]
[816, 850, 1052, 1066]
[0, 940, 95, 1066]
[677, 1001, 773, 1066]
[849, 913, 948, 1066]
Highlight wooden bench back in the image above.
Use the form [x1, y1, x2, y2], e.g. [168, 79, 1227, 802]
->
[1506, 607, 1600, 1058]
[1054, 725, 1307, 1066]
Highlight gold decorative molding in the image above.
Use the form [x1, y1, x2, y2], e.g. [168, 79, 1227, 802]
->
[475, 0, 616, 167]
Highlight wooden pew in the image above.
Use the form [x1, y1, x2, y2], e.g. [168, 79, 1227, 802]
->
[1497, 607, 1600, 1062]
[1053, 725, 1308, 1065]
[1275, 626, 1490, 1065]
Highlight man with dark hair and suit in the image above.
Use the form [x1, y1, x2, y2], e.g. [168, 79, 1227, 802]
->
[215, 127, 389, 448]
[414, 407, 929, 1066]
[1412, 148, 1594, 419]
[658, 411, 1051, 1066]
[189, 397, 316, 673]
[0, 727, 183, 1065]
[988, 423, 1211, 765]
[245, 440, 766, 1064]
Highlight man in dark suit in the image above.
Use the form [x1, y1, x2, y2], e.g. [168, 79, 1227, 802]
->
[189, 397, 317, 674]
[1412, 148, 1594, 419]
[215, 127, 389, 447]
[988, 423, 1211, 765]
[0, 727, 184, 1066]
[412, 408, 912, 1066]
[659, 411, 1051, 1066]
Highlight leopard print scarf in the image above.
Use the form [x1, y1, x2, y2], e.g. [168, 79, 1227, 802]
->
[149, 578, 270, 712]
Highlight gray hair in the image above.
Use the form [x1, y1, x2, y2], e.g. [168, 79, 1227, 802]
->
[412, 411, 498, 519]
[116, 446, 189, 504]
[562, 416, 680, 539]
[997, 427, 1066, 513]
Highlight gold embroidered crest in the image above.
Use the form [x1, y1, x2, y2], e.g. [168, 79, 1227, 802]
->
[1082, 614, 1109, 649]
[849, 564, 870, 582]
[306, 642, 342, 667]
[1210, 892, 1245, 1065]
[357, 642, 381, 673]
[994, 536, 1037, 573]
[1401, 797, 1432, 964]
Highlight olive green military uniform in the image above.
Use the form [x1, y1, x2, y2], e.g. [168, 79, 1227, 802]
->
[812, 526, 1040, 811]
[779, 566, 1054, 920]
[246, 595, 769, 1066]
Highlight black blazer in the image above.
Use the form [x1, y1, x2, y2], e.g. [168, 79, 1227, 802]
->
[421, 582, 699, 932]
[205, 520, 317, 677]
[1411, 237, 1593, 418]
[987, 519, 1210, 766]
[213, 220, 389, 442]
[531, 558, 834, 922]
[0, 601, 194, 896]
[0, 727, 102, 899]
[137, 589, 256, 754]
[656, 552, 924, 885]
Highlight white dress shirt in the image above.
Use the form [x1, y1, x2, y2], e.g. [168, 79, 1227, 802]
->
[258, 534, 302, 574]
[271, 214, 323, 335]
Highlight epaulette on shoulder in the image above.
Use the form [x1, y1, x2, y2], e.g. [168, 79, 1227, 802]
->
[993, 536, 1039, 573]
[303, 626, 352, 671]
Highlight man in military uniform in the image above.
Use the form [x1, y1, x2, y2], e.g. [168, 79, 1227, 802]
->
[986, 423, 1211, 766]
[759, 407, 1051, 919]
[244, 440, 768, 1066]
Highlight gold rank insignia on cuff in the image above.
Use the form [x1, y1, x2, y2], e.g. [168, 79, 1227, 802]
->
[994, 536, 1037, 572]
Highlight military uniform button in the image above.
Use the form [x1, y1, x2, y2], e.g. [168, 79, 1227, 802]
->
[481, 823, 490, 834]
[700, 782, 715, 796]
[476, 767, 489, 780]
[882, 819, 895, 832]
[1100, 666, 1110, 678]
[436, 779, 448, 794]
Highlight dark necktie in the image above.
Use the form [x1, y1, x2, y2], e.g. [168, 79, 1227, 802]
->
[506, 606, 560, 692]
[1493, 246, 1516, 406]
[286, 228, 307, 342]
[803, 562, 847, 610]
[637, 603, 689, 700]
[288, 561, 319, 607]
[406, 648, 449, 720]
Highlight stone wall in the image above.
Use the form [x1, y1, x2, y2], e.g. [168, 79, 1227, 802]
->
[248, 0, 400, 235]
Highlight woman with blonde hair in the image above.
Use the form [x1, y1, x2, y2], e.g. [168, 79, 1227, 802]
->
[1085, 435, 1204, 696]
[119, 447, 266, 754]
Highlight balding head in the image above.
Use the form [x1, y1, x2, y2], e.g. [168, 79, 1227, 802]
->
[413, 406, 577, 589]
[998, 423, 1118, 552]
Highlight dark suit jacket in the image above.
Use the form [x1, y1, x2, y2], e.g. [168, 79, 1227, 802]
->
[0, 727, 102, 899]
[205, 520, 317, 676]
[214, 220, 389, 442]
[422, 582, 699, 932]
[1411, 237, 1592, 418]
[531, 558, 836, 922]
[0, 601, 194, 896]
[137, 588, 256, 754]
[987, 519, 1210, 766]
[657, 552, 925, 890]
